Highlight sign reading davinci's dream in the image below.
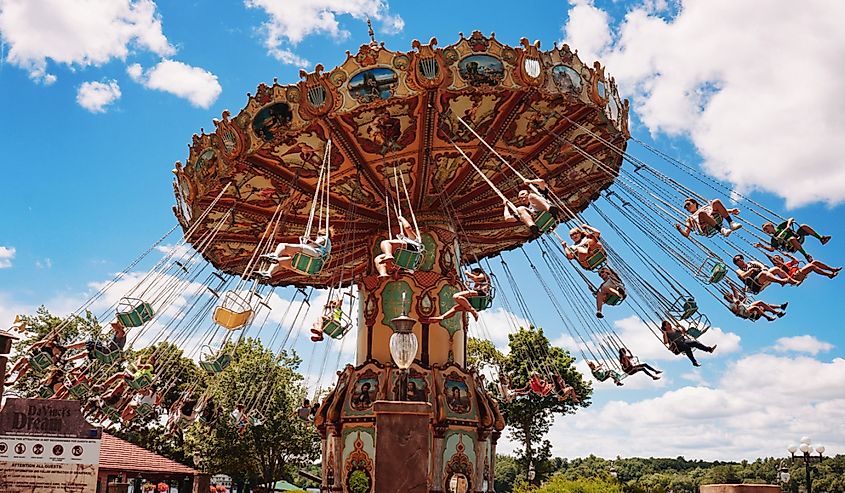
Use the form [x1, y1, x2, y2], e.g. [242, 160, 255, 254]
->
[0, 398, 101, 493]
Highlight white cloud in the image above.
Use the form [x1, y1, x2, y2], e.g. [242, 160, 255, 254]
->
[562, 0, 845, 207]
[773, 335, 834, 356]
[504, 352, 845, 461]
[127, 59, 222, 108]
[76, 80, 122, 113]
[0, 0, 174, 83]
[35, 258, 52, 269]
[244, 0, 404, 66]
[611, 315, 740, 362]
[0, 246, 16, 268]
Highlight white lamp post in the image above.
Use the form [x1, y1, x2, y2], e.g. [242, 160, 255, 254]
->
[788, 436, 825, 493]
[389, 293, 418, 401]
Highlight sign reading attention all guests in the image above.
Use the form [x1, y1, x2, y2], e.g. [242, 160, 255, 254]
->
[0, 398, 101, 493]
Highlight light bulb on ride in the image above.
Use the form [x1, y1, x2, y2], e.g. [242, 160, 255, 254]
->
[389, 314, 418, 370]
[788, 445, 798, 454]
[815, 445, 825, 455]
[799, 443, 810, 454]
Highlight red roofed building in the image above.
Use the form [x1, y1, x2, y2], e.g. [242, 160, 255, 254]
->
[98, 432, 209, 493]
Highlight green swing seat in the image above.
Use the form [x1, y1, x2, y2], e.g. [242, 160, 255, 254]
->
[393, 247, 424, 270]
[290, 252, 326, 275]
[584, 249, 608, 270]
[604, 293, 625, 306]
[685, 313, 711, 339]
[699, 212, 723, 238]
[533, 210, 558, 233]
[93, 348, 121, 364]
[116, 298, 155, 328]
[135, 402, 154, 419]
[126, 372, 154, 390]
[68, 381, 91, 399]
[321, 316, 351, 339]
[708, 262, 728, 284]
[697, 256, 728, 284]
[468, 286, 495, 311]
[199, 352, 232, 374]
[102, 405, 122, 422]
[30, 351, 54, 371]
[38, 386, 56, 399]
[671, 297, 699, 320]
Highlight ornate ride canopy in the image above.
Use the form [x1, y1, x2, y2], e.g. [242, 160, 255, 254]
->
[173, 32, 629, 287]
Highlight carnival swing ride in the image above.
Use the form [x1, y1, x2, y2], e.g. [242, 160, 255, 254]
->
[4, 29, 840, 490]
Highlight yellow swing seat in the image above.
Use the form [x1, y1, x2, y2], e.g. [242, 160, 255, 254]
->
[290, 252, 327, 275]
[213, 291, 254, 330]
[116, 298, 155, 328]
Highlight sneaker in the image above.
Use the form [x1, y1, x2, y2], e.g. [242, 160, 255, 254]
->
[253, 270, 272, 280]
[730, 222, 742, 232]
[259, 253, 280, 264]
[721, 227, 734, 237]
[821, 235, 831, 245]
[780, 302, 789, 310]
[529, 225, 541, 237]
[692, 361, 702, 367]
[708, 344, 717, 353]
[776, 311, 785, 318]
[596, 311, 604, 319]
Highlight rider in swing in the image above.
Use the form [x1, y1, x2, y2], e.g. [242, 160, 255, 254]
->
[675, 197, 742, 238]
[429, 268, 490, 322]
[256, 226, 333, 278]
[374, 216, 423, 277]
[503, 178, 559, 236]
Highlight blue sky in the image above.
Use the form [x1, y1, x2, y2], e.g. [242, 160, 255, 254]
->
[1, 0, 844, 461]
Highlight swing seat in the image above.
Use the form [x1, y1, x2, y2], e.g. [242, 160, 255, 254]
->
[290, 252, 326, 275]
[102, 405, 122, 422]
[685, 313, 711, 339]
[393, 247, 423, 271]
[135, 402, 154, 419]
[127, 372, 154, 390]
[604, 294, 624, 306]
[38, 386, 55, 399]
[469, 295, 493, 311]
[93, 348, 121, 364]
[468, 285, 495, 311]
[199, 353, 232, 374]
[321, 316, 351, 340]
[213, 291, 254, 330]
[30, 351, 54, 371]
[533, 210, 557, 233]
[584, 249, 608, 270]
[69, 382, 91, 399]
[699, 213, 723, 237]
[708, 263, 728, 284]
[670, 296, 698, 320]
[249, 411, 264, 426]
[116, 298, 154, 328]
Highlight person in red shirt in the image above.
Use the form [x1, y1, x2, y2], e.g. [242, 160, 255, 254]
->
[767, 253, 840, 284]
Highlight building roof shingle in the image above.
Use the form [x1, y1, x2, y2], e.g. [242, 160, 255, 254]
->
[99, 432, 198, 476]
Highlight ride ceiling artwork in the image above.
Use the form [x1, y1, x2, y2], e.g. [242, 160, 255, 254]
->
[173, 32, 629, 287]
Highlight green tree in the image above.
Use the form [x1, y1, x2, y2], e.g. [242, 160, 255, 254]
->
[515, 475, 625, 493]
[472, 327, 592, 484]
[183, 338, 320, 487]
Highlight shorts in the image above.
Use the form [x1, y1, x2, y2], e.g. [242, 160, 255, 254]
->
[297, 244, 321, 257]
